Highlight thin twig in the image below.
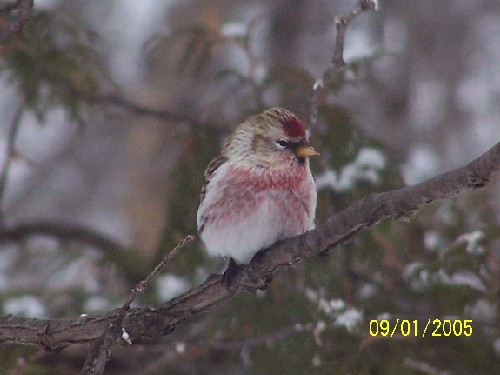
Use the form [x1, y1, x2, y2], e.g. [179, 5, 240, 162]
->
[309, 0, 378, 130]
[121, 234, 194, 313]
[80, 235, 194, 375]
[88, 93, 230, 132]
[98, 94, 199, 126]
[0, 99, 25, 227]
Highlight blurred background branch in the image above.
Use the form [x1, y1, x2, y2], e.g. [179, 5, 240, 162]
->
[0, 98, 25, 226]
[309, 0, 377, 130]
[0, 0, 32, 43]
[0, 220, 126, 252]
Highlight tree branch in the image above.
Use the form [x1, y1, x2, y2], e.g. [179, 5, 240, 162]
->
[138, 322, 316, 373]
[309, 0, 378, 129]
[0, 1, 21, 12]
[0, 141, 498, 349]
[7, 44, 224, 131]
[0, 220, 126, 253]
[80, 235, 192, 375]
[96, 94, 200, 127]
[0, 0, 32, 44]
[0, 98, 25, 226]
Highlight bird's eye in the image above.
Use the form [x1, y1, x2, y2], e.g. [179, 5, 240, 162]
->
[276, 139, 288, 149]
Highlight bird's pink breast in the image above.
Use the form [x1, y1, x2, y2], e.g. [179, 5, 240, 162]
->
[208, 164, 314, 234]
[198, 161, 316, 263]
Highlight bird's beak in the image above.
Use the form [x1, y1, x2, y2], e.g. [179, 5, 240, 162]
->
[295, 145, 320, 158]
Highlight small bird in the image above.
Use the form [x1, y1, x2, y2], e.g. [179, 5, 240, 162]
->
[197, 108, 319, 277]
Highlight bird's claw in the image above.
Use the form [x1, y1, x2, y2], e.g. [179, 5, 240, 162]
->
[221, 258, 270, 292]
[222, 258, 243, 289]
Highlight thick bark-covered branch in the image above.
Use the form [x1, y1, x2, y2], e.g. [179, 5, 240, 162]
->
[0, 141, 498, 349]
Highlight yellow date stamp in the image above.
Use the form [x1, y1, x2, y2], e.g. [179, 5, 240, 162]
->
[369, 319, 472, 338]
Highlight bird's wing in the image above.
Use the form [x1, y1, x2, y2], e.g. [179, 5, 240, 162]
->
[199, 154, 229, 205]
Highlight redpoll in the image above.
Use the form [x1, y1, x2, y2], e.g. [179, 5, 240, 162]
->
[197, 108, 319, 272]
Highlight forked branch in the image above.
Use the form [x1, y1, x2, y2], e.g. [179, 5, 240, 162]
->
[309, 0, 378, 129]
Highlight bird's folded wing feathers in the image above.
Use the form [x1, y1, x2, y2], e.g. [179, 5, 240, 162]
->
[200, 155, 229, 205]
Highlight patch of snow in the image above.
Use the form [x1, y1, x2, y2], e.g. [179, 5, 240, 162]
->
[18, 110, 74, 160]
[464, 298, 496, 320]
[344, 28, 375, 61]
[294, 323, 305, 332]
[121, 328, 132, 344]
[105, 0, 172, 85]
[316, 148, 385, 191]
[35, 0, 58, 8]
[494, 338, 500, 355]
[436, 270, 486, 293]
[357, 283, 377, 300]
[157, 274, 189, 301]
[304, 287, 318, 303]
[46, 257, 100, 293]
[318, 298, 345, 316]
[402, 145, 440, 185]
[4, 296, 45, 318]
[334, 308, 363, 331]
[403, 262, 422, 279]
[0, 251, 14, 292]
[376, 312, 392, 321]
[357, 148, 386, 168]
[383, 17, 406, 54]
[409, 81, 446, 131]
[252, 63, 268, 84]
[456, 231, 485, 255]
[407, 266, 486, 293]
[221, 22, 247, 38]
[407, 268, 430, 291]
[84, 296, 110, 312]
[312, 354, 322, 367]
[176, 342, 185, 354]
[313, 79, 324, 91]
[329, 298, 345, 311]
[424, 231, 441, 251]
[255, 289, 266, 298]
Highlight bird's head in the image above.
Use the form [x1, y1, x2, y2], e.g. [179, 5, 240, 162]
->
[224, 108, 319, 168]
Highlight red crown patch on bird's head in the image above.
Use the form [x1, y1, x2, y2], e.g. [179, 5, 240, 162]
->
[282, 115, 306, 138]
